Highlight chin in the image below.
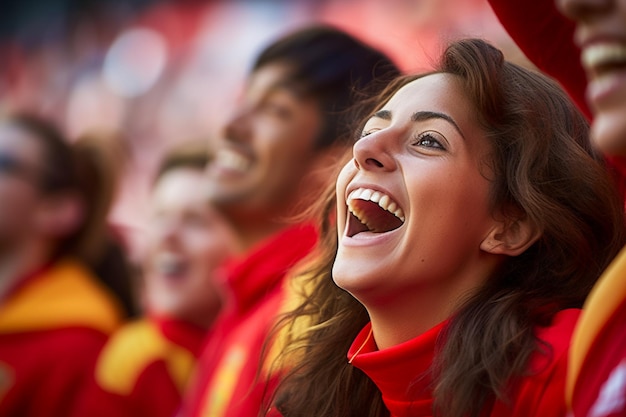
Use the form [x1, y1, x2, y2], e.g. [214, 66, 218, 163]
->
[591, 113, 626, 157]
[332, 262, 377, 297]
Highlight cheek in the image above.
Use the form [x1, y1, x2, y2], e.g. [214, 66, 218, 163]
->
[591, 112, 626, 156]
[335, 162, 356, 229]
[335, 161, 356, 202]
[408, 170, 492, 232]
[188, 232, 230, 265]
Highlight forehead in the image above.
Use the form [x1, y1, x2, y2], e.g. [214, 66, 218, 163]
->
[381, 73, 475, 123]
[247, 62, 297, 97]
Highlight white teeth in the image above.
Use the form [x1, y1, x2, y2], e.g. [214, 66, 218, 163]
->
[347, 187, 405, 223]
[215, 148, 251, 173]
[582, 43, 626, 71]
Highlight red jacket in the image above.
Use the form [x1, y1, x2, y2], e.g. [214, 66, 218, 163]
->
[74, 316, 206, 417]
[348, 309, 581, 417]
[181, 223, 317, 417]
[0, 258, 123, 417]
[567, 247, 626, 417]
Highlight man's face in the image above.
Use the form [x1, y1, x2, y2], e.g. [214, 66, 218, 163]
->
[0, 122, 45, 249]
[205, 63, 323, 219]
[557, 0, 626, 155]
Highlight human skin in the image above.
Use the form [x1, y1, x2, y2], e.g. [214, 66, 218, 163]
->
[333, 74, 513, 350]
[556, 0, 626, 155]
[205, 62, 323, 221]
[144, 168, 238, 328]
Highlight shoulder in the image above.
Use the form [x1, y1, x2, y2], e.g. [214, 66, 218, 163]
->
[95, 319, 195, 396]
[531, 309, 581, 374]
[0, 258, 124, 335]
[496, 310, 581, 416]
[536, 309, 581, 349]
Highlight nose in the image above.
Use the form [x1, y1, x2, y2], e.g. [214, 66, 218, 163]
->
[556, 0, 612, 22]
[222, 108, 250, 143]
[154, 216, 181, 246]
[352, 132, 397, 172]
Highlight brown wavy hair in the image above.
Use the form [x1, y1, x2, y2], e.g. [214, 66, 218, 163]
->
[268, 38, 626, 417]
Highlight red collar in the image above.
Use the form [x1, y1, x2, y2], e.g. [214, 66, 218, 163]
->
[348, 321, 446, 417]
[218, 223, 317, 317]
[152, 316, 207, 358]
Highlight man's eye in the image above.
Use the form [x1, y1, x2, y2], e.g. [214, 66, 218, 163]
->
[261, 102, 293, 119]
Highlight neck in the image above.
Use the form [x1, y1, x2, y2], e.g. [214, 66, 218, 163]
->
[367, 291, 456, 351]
[0, 240, 53, 302]
[187, 302, 222, 330]
[364, 256, 502, 350]
[231, 219, 288, 252]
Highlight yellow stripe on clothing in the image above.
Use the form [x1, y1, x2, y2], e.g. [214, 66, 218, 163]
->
[567, 245, 626, 406]
[0, 259, 123, 335]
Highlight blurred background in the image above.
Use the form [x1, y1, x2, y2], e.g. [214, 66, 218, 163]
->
[0, 0, 531, 257]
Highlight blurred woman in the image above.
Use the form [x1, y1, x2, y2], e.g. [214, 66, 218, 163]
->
[75, 141, 240, 417]
[0, 113, 129, 417]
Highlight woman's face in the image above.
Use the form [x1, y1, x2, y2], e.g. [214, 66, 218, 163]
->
[333, 74, 500, 309]
[144, 167, 238, 326]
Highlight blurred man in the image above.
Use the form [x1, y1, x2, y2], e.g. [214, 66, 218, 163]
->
[75, 142, 239, 417]
[180, 25, 400, 417]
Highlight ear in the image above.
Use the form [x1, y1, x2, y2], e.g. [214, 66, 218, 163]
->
[480, 214, 542, 257]
[35, 193, 85, 239]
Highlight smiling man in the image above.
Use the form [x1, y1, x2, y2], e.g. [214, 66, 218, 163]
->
[180, 25, 399, 417]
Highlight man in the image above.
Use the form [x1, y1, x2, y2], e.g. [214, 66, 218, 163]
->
[181, 25, 399, 417]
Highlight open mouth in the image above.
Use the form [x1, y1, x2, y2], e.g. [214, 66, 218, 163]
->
[582, 43, 626, 78]
[154, 253, 189, 280]
[214, 147, 253, 174]
[346, 188, 405, 237]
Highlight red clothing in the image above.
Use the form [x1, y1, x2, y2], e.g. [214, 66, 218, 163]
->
[485, 4, 626, 415]
[487, 0, 589, 119]
[567, 247, 626, 417]
[181, 223, 317, 417]
[348, 309, 580, 417]
[74, 316, 205, 417]
[0, 258, 123, 417]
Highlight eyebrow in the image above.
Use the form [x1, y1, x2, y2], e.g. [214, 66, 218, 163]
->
[371, 109, 465, 139]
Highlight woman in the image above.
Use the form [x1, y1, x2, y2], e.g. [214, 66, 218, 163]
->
[75, 141, 240, 417]
[269, 39, 626, 417]
[0, 113, 130, 417]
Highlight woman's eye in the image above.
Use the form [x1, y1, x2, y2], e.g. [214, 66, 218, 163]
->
[359, 128, 379, 138]
[414, 132, 445, 149]
[265, 104, 291, 118]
